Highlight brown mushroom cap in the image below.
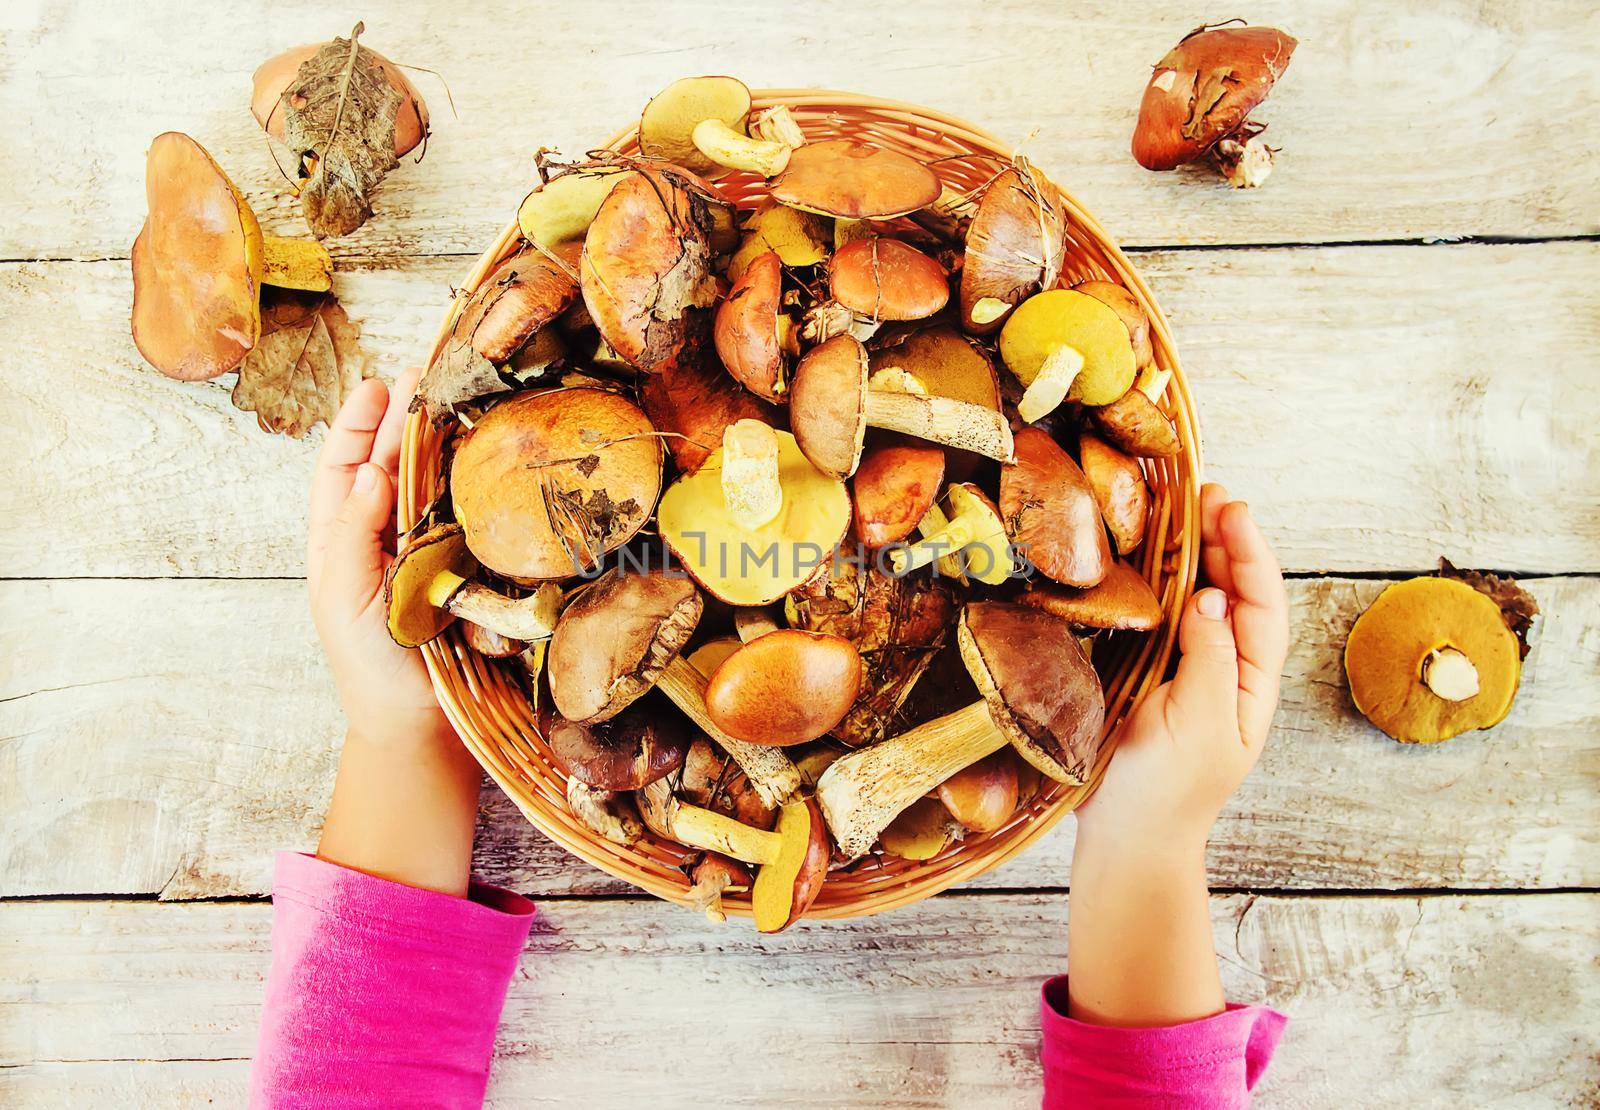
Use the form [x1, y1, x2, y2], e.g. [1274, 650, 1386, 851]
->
[551, 695, 690, 790]
[1019, 560, 1163, 632]
[676, 736, 776, 830]
[936, 750, 1019, 834]
[131, 132, 262, 381]
[790, 333, 869, 479]
[637, 75, 752, 178]
[1074, 281, 1153, 370]
[958, 601, 1106, 783]
[383, 523, 477, 648]
[450, 387, 662, 581]
[468, 245, 582, 363]
[852, 441, 946, 548]
[704, 629, 864, 746]
[1344, 576, 1523, 744]
[251, 42, 429, 157]
[1000, 427, 1110, 588]
[547, 568, 702, 724]
[1078, 431, 1150, 557]
[641, 348, 778, 474]
[1132, 25, 1298, 170]
[958, 167, 1067, 335]
[829, 238, 950, 321]
[713, 249, 786, 401]
[1094, 386, 1180, 458]
[771, 139, 941, 219]
[580, 165, 720, 372]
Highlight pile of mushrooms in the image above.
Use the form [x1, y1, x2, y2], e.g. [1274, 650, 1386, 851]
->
[387, 76, 1179, 930]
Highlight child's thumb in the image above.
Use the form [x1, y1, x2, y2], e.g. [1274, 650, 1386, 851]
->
[1172, 588, 1240, 698]
[321, 463, 394, 610]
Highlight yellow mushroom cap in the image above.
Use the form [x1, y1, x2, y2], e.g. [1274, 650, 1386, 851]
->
[998, 289, 1137, 406]
[1344, 576, 1523, 744]
[638, 76, 753, 179]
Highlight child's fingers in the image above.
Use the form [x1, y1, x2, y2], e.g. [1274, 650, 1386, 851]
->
[1167, 587, 1241, 729]
[318, 463, 396, 617]
[308, 379, 392, 588]
[1198, 483, 1236, 597]
[371, 367, 423, 480]
[1219, 502, 1289, 747]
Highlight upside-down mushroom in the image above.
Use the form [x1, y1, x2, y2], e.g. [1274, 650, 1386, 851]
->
[383, 524, 562, 648]
[1000, 427, 1110, 588]
[890, 482, 1015, 586]
[727, 200, 831, 281]
[131, 133, 333, 380]
[640, 76, 803, 179]
[817, 601, 1104, 859]
[999, 289, 1138, 423]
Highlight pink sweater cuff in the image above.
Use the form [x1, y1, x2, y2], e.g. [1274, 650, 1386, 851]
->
[1040, 976, 1287, 1108]
[251, 853, 534, 1108]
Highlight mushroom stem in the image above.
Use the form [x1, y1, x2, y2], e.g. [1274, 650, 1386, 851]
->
[816, 701, 1005, 860]
[751, 105, 806, 148]
[720, 419, 783, 530]
[1422, 647, 1480, 701]
[891, 511, 983, 575]
[863, 391, 1014, 462]
[653, 657, 803, 807]
[1137, 366, 1172, 402]
[435, 576, 561, 642]
[665, 794, 783, 865]
[733, 607, 781, 643]
[260, 235, 334, 293]
[867, 367, 928, 395]
[691, 118, 794, 177]
[915, 504, 969, 583]
[1016, 345, 1086, 424]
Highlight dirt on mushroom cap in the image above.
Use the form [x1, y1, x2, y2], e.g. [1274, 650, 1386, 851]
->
[1000, 427, 1111, 589]
[959, 165, 1067, 335]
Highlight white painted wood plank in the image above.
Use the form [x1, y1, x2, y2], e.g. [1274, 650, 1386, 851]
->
[4, 577, 1595, 899]
[3, 1, 1597, 257]
[4, 242, 1597, 578]
[2, 894, 1596, 1106]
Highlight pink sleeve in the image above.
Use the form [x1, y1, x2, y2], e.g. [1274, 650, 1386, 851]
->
[1040, 976, 1287, 1109]
[250, 852, 534, 1108]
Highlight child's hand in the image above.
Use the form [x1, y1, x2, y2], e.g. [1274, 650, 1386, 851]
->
[307, 368, 452, 749]
[1076, 484, 1290, 852]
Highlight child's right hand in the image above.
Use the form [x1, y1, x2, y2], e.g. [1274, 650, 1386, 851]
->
[1075, 484, 1290, 852]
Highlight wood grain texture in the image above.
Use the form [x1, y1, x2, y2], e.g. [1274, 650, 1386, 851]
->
[4, 242, 1597, 578]
[2, 893, 1596, 1107]
[4, 1, 1598, 258]
[4, 577, 1594, 900]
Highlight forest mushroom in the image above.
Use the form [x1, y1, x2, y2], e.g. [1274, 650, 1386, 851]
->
[790, 334, 1013, 479]
[550, 697, 690, 790]
[1095, 366, 1180, 458]
[579, 164, 721, 373]
[817, 601, 1104, 859]
[461, 622, 526, 659]
[1074, 281, 1154, 370]
[551, 569, 802, 805]
[851, 441, 947, 547]
[958, 165, 1067, 335]
[1132, 24, 1298, 187]
[1344, 575, 1528, 744]
[828, 238, 950, 321]
[518, 162, 633, 255]
[673, 736, 777, 831]
[131, 132, 333, 381]
[713, 251, 794, 402]
[251, 39, 429, 157]
[998, 289, 1138, 423]
[704, 629, 864, 745]
[1078, 432, 1150, 556]
[449, 387, 662, 581]
[1000, 427, 1110, 588]
[1019, 559, 1163, 632]
[639, 76, 801, 179]
[640, 349, 776, 474]
[383, 524, 562, 648]
[727, 201, 831, 281]
[879, 796, 964, 861]
[639, 784, 830, 932]
[732, 607, 782, 643]
[566, 779, 645, 846]
[657, 428, 851, 607]
[936, 750, 1019, 834]
[771, 139, 941, 219]
[889, 482, 1014, 585]
[684, 853, 753, 923]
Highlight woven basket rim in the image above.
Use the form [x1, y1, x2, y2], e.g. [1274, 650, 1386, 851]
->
[398, 89, 1203, 922]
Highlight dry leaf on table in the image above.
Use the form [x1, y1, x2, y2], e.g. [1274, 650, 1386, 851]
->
[280, 22, 402, 238]
[232, 290, 371, 438]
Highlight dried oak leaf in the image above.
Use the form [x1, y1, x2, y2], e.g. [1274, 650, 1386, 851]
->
[414, 334, 507, 426]
[280, 23, 402, 239]
[231, 289, 370, 438]
[1438, 558, 1540, 659]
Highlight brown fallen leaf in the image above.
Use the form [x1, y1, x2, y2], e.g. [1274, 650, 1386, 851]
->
[280, 23, 402, 238]
[231, 290, 370, 438]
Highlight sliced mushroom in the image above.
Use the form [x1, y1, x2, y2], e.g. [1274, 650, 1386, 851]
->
[816, 601, 1104, 859]
[958, 165, 1067, 335]
[771, 140, 941, 219]
[1078, 432, 1150, 556]
[828, 238, 949, 322]
[790, 334, 1013, 479]
[383, 524, 562, 648]
[1019, 560, 1163, 632]
[999, 289, 1138, 423]
[703, 629, 864, 746]
[1000, 427, 1110, 589]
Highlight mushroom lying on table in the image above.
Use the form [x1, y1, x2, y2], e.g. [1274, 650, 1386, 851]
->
[547, 569, 801, 807]
[998, 289, 1138, 424]
[131, 132, 333, 380]
[384, 524, 563, 648]
[790, 334, 1013, 479]
[817, 601, 1104, 860]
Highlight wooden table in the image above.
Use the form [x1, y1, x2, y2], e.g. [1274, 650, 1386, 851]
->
[3, 1, 1597, 1104]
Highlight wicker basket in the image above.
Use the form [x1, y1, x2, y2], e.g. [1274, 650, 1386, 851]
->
[398, 90, 1202, 922]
